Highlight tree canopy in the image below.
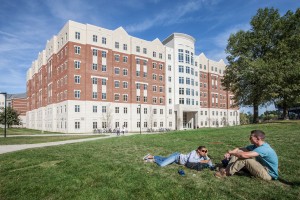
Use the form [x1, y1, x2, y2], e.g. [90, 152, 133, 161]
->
[222, 7, 300, 123]
[0, 107, 21, 128]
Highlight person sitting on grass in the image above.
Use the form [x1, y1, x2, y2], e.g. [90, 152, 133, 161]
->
[143, 146, 214, 170]
[215, 130, 279, 180]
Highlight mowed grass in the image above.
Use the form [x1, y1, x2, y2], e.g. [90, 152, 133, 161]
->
[0, 127, 70, 135]
[0, 135, 106, 145]
[0, 122, 299, 200]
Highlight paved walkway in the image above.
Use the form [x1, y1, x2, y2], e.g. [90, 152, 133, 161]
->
[0, 132, 142, 155]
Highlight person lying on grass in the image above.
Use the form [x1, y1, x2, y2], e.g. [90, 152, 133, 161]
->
[143, 146, 214, 170]
[215, 130, 279, 180]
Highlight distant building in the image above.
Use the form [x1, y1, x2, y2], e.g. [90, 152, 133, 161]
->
[25, 20, 239, 133]
[0, 93, 27, 127]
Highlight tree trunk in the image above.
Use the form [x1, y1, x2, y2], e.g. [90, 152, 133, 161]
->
[283, 107, 289, 120]
[253, 104, 259, 123]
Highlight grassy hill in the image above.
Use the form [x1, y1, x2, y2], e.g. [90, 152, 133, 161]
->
[0, 121, 299, 199]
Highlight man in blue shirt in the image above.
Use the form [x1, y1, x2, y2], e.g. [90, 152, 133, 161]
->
[215, 130, 279, 180]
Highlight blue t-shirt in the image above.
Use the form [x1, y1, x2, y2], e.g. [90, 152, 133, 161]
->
[246, 142, 279, 179]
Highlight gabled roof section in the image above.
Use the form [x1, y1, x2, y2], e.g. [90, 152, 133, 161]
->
[152, 38, 162, 45]
[198, 52, 208, 59]
[114, 27, 129, 36]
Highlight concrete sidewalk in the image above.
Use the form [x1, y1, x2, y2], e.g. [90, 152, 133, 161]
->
[0, 132, 141, 155]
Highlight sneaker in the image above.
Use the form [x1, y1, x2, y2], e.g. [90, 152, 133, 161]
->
[143, 154, 151, 160]
[178, 169, 185, 176]
[214, 168, 227, 178]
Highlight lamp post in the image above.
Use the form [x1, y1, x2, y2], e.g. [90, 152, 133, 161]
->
[235, 110, 238, 126]
[0, 92, 7, 138]
[138, 104, 141, 134]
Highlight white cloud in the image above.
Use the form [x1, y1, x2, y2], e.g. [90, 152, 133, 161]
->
[125, 0, 214, 33]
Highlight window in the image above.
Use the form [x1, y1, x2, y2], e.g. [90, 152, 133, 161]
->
[179, 98, 184, 104]
[137, 122, 141, 128]
[178, 49, 184, 62]
[93, 105, 97, 113]
[115, 42, 119, 49]
[123, 56, 128, 63]
[93, 35, 97, 42]
[143, 48, 147, 54]
[92, 92, 97, 99]
[160, 122, 163, 127]
[102, 93, 107, 100]
[114, 54, 120, 62]
[144, 108, 147, 114]
[75, 105, 80, 112]
[93, 122, 97, 129]
[75, 32, 80, 40]
[152, 63, 156, 69]
[123, 81, 128, 88]
[102, 106, 106, 113]
[102, 65, 107, 72]
[159, 86, 163, 93]
[159, 53, 162, 59]
[136, 46, 140, 52]
[153, 51, 156, 57]
[115, 94, 120, 101]
[153, 97, 157, 104]
[136, 96, 140, 102]
[93, 49, 98, 56]
[143, 96, 147, 102]
[152, 86, 157, 92]
[179, 65, 184, 73]
[185, 50, 190, 64]
[102, 79, 107, 85]
[152, 74, 157, 80]
[179, 88, 184, 95]
[136, 83, 141, 89]
[168, 65, 172, 71]
[160, 109, 163, 114]
[102, 51, 107, 58]
[115, 68, 120, 75]
[186, 78, 190, 85]
[168, 77, 171, 82]
[75, 122, 80, 129]
[74, 75, 80, 84]
[169, 109, 172, 114]
[143, 60, 147, 65]
[144, 122, 147, 128]
[160, 98, 163, 104]
[123, 94, 128, 102]
[124, 107, 128, 113]
[75, 46, 81, 54]
[92, 63, 98, 70]
[159, 75, 163, 81]
[159, 64, 163, 70]
[136, 70, 140, 77]
[137, 107, 141, 114]
[123, 69, 128, 76]
[92, 77, 97, 84]
[114, 81, 120, 88]
[123, 44, 127, 50]
[153, 109, 157, 114]
[168, 54, 171, 60]
[179, 77, 184, 84]
[100, 37, 106, 44]
[74, 90, 80, 99]
[74, 61, 80, 69]
[186, 66, 190, 74]
[115, 107, 119, 113]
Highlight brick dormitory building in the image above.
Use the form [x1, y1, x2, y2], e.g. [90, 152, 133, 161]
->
[26, 20, 239, 133]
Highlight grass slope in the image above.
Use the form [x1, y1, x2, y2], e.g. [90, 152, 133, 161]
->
[0, 122, 299, 200]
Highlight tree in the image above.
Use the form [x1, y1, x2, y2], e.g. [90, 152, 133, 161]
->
[222, 8, 300, 123]
[0, 107, 21, 128]
[270, 9, 300, 119]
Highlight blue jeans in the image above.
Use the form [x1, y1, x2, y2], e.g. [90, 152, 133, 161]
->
[154, 152, 180, 167]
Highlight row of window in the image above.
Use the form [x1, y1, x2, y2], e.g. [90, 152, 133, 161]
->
[178, 65, 198, 76]
[75, 121, 169, 130]
[75, 31, 164, 59]
[178, 98, 199, 105]
[179, 77, 198, 86]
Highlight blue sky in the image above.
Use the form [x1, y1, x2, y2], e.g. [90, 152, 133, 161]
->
[0, 0, 298, 112]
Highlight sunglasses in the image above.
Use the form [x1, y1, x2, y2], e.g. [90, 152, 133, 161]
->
[199, 150, 208, 153]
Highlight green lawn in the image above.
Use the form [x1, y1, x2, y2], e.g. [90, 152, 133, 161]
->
[0, 122, 299, 199]
[0, 127, 70, 135]
[0, 135, 106, 145]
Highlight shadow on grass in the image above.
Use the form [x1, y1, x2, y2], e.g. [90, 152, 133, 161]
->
[278, 178, 300, 186]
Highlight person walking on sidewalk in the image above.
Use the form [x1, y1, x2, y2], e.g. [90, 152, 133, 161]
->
[215, 130, 279, 180]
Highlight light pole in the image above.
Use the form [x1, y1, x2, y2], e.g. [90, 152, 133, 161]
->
[0, 92, 7, 138]
[139, 104, 141, 134]
[235, 110, 238, 126]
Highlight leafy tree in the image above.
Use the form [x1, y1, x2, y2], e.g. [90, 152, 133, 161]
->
[240, 113, 251, 125]
[0, 107, 21, 128]
[270, 9, 300, 119]
[223, 8, 300, 122]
